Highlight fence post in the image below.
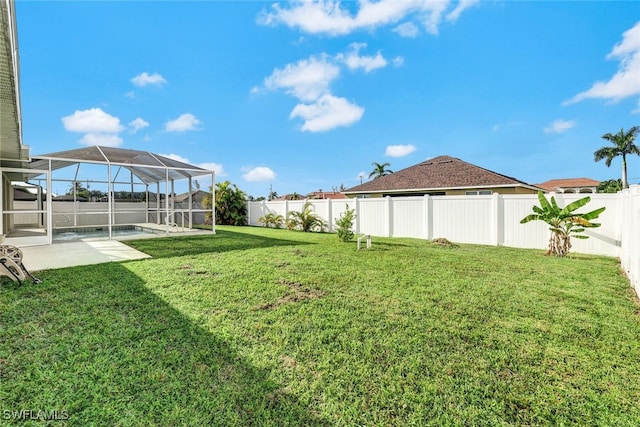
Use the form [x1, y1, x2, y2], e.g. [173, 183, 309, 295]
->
[385, 196, 392, 237]
[423, 195, 432, 240]
[354, 197, 360, 235]
[492, 193, 504, 246]
[327, 199, 333, 232]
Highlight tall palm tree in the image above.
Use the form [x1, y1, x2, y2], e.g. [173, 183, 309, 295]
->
[594, 126, 640, 188]
[368, 162, 393, 180]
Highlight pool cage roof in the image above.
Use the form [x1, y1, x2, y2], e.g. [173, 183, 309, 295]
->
[27, 145, 211, 184]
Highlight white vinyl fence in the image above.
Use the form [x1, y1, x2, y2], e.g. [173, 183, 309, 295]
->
[13, 201, 206, 229]
[248, 187, 640, 296]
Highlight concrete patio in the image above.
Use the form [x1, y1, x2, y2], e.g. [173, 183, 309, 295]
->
[1, 225, 214, 274]
[19, 240, 151, 272]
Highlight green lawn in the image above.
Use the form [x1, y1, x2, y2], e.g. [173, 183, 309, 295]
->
[1, 226, 639, 426]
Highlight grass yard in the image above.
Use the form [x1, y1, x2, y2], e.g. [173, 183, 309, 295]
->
[1, 226, 639, 426]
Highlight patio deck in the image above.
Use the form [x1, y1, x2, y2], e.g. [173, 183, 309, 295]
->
[3, 223, 214, 273]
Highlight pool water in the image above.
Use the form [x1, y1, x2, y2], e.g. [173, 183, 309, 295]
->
[53, 225, 157, 241]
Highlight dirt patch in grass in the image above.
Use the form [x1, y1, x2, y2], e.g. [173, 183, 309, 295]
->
[256, 278, 325, 310]
[179, 264, 214, 277]
[431, 238, 459, 248]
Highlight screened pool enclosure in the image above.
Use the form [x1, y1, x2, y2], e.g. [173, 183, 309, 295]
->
[1, 146, 215, 245]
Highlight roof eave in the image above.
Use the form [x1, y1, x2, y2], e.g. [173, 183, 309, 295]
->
[343, 183, 541, 195]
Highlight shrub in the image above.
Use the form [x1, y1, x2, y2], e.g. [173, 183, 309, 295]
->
[203, 181, 247, 226]
[335, 205, 356, 242]
[258, 212, 284, 229]
[520, 191, 605, 257]
[286, 202, 325, 232]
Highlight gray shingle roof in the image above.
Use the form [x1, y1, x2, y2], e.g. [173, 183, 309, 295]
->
[344, 155, 536, 194]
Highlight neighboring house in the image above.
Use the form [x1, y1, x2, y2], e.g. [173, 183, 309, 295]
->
[174, 189, 209, 207]
[306, 191, 346, 200]
[535, 178, 600, 194]
[174, 190, 210, 225]
[274, 191, 347, 201]
[343, 155, 541, 197]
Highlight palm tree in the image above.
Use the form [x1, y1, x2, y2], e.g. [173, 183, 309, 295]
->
[368, 162, 393, 180]
[594, 126, 640, 188]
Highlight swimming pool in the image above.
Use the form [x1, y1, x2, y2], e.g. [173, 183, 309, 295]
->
[53, 225, 159, 241]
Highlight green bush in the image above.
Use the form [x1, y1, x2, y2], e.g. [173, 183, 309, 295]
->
[286, 202, 325, 232]
[258, 212, 284, 229]
[335, 205, 356, 242]
[203, 181, 247, 225]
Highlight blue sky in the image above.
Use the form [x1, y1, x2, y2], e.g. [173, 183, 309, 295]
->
[15, 1, 640, 198]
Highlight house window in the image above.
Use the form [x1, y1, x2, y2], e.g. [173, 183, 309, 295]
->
[465, 190, 493, 195]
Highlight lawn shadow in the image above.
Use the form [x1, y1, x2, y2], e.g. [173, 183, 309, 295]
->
[0, 264, 328, 426]
[126, 228, 313, 259]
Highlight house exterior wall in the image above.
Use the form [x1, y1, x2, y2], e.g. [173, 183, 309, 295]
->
[12, 200, 209, 228]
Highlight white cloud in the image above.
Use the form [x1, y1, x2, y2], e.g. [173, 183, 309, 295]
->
[392, 56, 405, 67]
[160, 153, 190, 164]
[62, 108, 124, 133]
[259, 49, 381, 131]
[290, 94, 364, 132]
[385, 144, 416, 157]
[199, 162, 226, 176]
[62, 108, 125, 147]
[242, 166, 276, 182]
[393, 22, 420, 38]
[125, 91, 135, 99]
[263, 55, 340, 102]
[565, 21, 640, 105]
[131, 72, 167, 87]
[337, 43, 388, 72]
[79, 133, 123, 148]
[160, 154, 225, 176]
[492, 120, 525, 132]
[165, 113, 202, 132]
[446, 0, 479, 23]
[129, 117, 149, 134]
[258, 0, 460, 37]
[544, 119, 576, 134]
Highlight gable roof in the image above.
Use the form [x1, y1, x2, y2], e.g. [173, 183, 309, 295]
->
[344, 155, 538, 194]
[535, 178, 600, 192]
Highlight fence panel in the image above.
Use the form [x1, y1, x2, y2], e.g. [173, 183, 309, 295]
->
[431, 196, 494, 244]
[560, 193, 621, 256]
[358, 199, 387, 236]
[391, 197, 425, 238]
[503, 195, 552, 250]
[621, 187, 640, 295]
